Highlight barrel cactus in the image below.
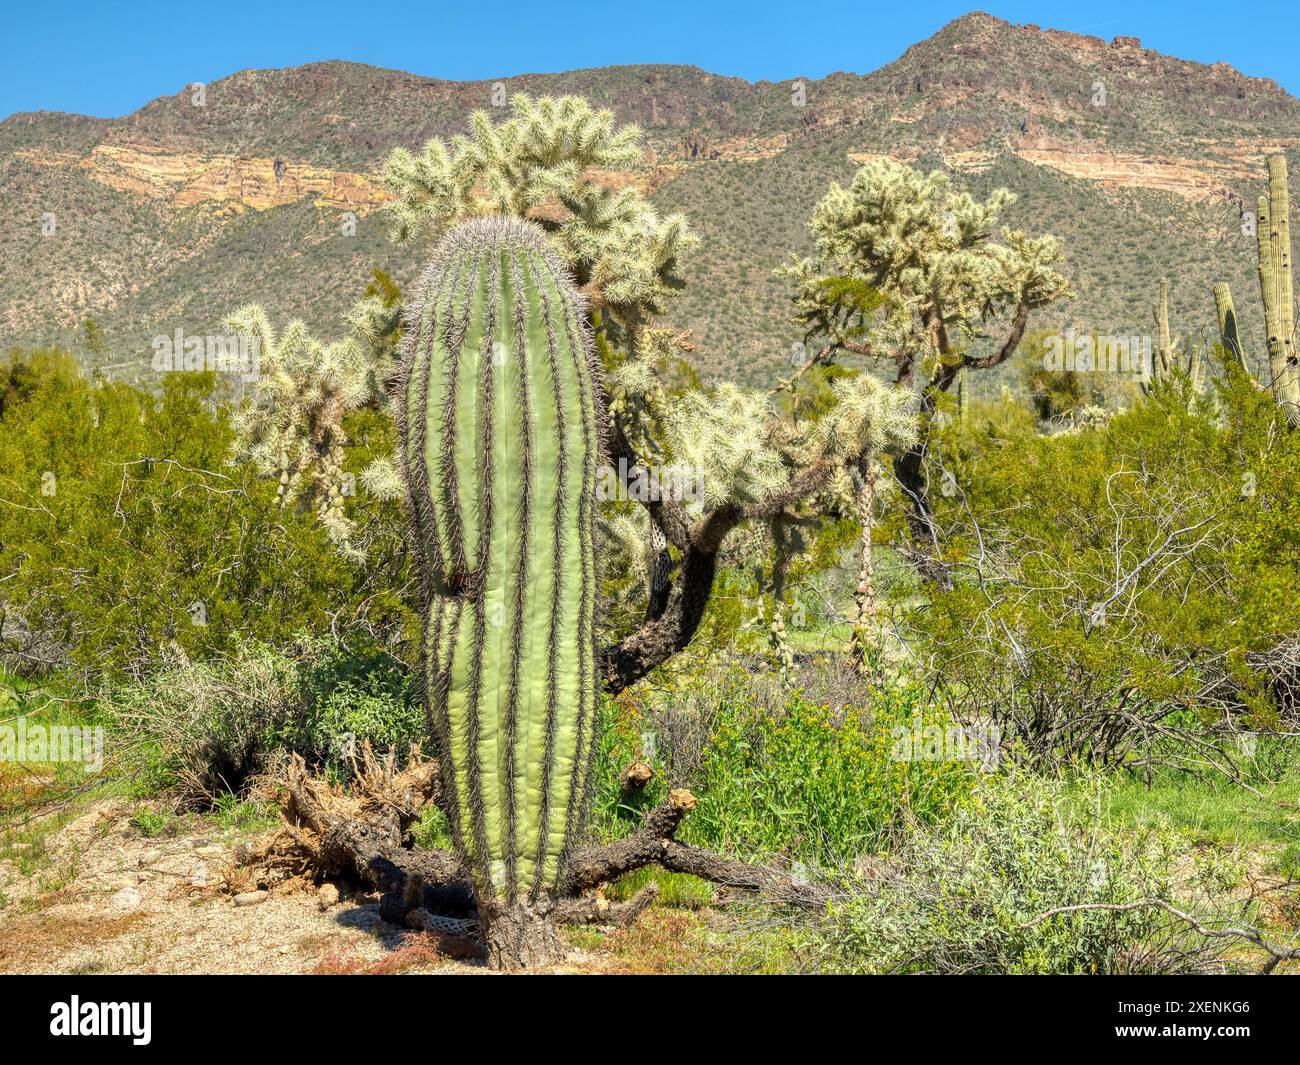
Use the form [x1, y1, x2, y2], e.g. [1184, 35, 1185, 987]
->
[395, 215, 600, 965]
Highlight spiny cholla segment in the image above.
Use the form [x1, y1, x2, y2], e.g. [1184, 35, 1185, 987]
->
[396, 216, 599, 901]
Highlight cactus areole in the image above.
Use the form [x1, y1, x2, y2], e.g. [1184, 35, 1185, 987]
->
[396, 216, 600, 965]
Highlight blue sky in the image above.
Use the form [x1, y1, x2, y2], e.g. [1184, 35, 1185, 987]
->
[2, 0, 1298, 120]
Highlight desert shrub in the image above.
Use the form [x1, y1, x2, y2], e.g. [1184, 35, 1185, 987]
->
[907, 376, 1299, 767]
[105, 641, 302, 803]
[590, 659, 979, 865]
[104, 637, 420, 806]
[1015, 329, 1141, 423]
[266, 639, 422, 769]
[788, 772, 1212, 974]
[0, 351, 414, 678]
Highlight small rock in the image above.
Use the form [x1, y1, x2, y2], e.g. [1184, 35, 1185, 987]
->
[233, 890, 268, 908]
[112, 886, 140, 910]
[317, 883, 340, 911]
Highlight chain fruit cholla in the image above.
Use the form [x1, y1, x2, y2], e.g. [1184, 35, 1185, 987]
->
[395, 215, 600, 963]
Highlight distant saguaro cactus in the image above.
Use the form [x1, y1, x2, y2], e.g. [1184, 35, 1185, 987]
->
[1153, 277, 1174, 381]
[1257, 155, 1300, 425]
[1213, 281, 1246, 372]
[395, 216, 600, 966]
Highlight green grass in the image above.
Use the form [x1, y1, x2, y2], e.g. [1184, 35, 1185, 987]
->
[126, 794, 277, 841]
[1100, 770, 1300, 852]
[1, 671, 114, 830]
[129, 808, 178, 838]
[606, 867, 716, 909]
[784, 622, 850, 653]
[210, 793, 278, 835]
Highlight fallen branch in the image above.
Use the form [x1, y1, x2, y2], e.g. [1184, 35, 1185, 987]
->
[565, 789, 830, 907]
[553, 884, 661, 927]
[238, 742, 473, 914]
[241, 752, 830, 952]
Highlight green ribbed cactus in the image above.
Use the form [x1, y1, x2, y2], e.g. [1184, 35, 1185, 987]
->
[395, 216, 599, 964]
[1153, 277, 1174, 382]
[1257, 155, 1300, 425]
[1213, 281, 1247, 373]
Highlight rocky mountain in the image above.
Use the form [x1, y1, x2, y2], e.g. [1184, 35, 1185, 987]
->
[4, 11, 1298, 386]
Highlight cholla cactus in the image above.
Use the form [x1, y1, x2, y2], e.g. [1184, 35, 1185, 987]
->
[384, 94, 696, 341]
[1055, 404, 1112, 434]
[806, 371, 918, 465]
[818, 374, 918, 668]
[649, 371, 915, 515]
[603, 324, 695, 463]
[784, 158, 1069, 578]
[653, 361, 916, 674]
[787, 162, 1065, 365]
[660, 384, 789, 509]
[225, 306, 380, 549]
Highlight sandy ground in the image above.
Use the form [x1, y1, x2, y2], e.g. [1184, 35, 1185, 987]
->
[0, 800, 621, 975]
[7, 798, 1291, 975]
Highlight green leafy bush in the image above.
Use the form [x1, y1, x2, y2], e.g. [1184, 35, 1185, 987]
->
[907, 371, 1300, 765]
[0, 350, 413, 679]
[590, 661, 978, 865]
[266, 639, 422, 769]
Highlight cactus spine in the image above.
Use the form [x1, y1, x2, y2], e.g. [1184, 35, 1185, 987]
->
[1257, 155, 1300, 425]
[396, 217, 599, 961]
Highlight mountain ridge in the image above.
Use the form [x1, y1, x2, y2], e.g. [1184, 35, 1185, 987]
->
[4, 12, 1297, 384]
